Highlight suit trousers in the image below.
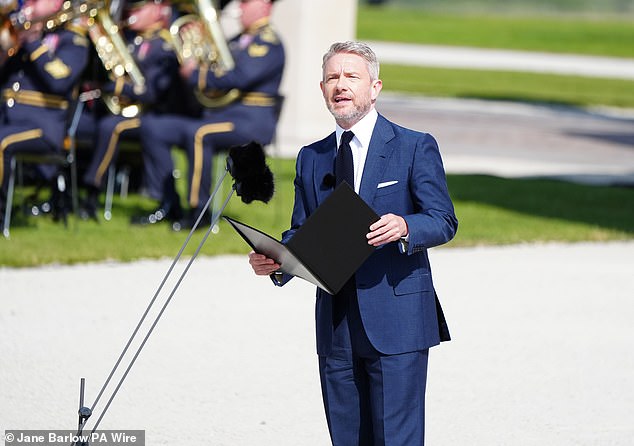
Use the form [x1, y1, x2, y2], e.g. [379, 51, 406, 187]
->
[318, 280, 429, 446]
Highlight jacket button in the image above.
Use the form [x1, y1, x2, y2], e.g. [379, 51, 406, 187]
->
[7, 98, 15, 107]
[12, 82, 20, 91]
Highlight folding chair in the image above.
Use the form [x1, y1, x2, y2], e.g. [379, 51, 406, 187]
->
[2, 99, 84, 239]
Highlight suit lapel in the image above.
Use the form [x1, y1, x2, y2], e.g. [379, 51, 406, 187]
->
[314, 132, 337, 205]
[359, 114, 396, 203]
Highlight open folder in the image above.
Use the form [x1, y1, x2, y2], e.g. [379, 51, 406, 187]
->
[224, 182, 379, 295]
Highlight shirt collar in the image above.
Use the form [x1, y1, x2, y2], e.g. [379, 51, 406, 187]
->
[336, 108, 378, 148]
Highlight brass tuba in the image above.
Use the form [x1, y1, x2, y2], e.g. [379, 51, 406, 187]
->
[88, 7, 146, 117]
[170, 0, 239, 108]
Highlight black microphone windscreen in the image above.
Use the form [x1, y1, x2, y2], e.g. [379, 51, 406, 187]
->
[235, 166, 275, 204]
[227, 141, 275, 204]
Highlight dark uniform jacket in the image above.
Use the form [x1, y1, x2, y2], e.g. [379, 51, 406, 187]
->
[186, 18, 285, 145]
[0, 24, 90, 148]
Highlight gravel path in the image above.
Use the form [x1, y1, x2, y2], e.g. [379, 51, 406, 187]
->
[2, 241, 633, 445]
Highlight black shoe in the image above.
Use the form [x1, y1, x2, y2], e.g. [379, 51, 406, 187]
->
[79, 188, 99, 222]
[50, 173, 72, 225]
[131, 204, 183, 226]
[172, 208, 211, 232]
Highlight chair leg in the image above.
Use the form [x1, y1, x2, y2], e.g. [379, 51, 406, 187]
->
[3, 157, 17, 239]
[118, 166, 130, 199]
[69, 152, 79, 217]
[104, 164, 115, 221]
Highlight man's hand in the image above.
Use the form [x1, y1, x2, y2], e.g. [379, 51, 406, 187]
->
[367, 213, 408, 247]
[179, 58, 198, 79]
[19, 23, 43, 44]
[248, 251, 280, 276]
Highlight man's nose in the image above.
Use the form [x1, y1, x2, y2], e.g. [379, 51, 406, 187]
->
[335, 75, 348, 90]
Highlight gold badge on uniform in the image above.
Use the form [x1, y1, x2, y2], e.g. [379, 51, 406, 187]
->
[44, 59, 71, 79]
[72, 35, 89, 47]
[248, 43, 269, 58]
[260, 28, 278, 44]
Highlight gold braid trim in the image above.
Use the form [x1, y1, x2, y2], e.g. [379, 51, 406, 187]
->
[190, 122, 235, 207]
[2, 89, 68, 109]
[94, 118, 141, 184]
[30, 44, 49, 61]
[0, 129, 44, 184]
[241, 92, 276, 107]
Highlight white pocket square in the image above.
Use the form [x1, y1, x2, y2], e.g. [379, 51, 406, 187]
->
[377, 180, 398, 189]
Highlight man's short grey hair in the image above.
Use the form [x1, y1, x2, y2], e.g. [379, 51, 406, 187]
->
[322, 41, 380, 81]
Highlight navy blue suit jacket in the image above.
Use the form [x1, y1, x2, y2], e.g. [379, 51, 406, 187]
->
[280, 114, 458, 356]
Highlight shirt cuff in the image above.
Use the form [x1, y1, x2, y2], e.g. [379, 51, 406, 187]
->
[398, 233, 410, 254]
[271, 271, 284, 286]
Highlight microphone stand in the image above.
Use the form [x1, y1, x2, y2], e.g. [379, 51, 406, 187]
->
[70, 141, 273, 443]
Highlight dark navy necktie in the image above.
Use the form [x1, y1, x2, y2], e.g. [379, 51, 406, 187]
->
[335, 131, 355, 188]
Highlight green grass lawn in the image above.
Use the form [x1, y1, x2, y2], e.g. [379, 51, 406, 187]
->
[357, 5, 634, 58]
[357, 4, 634, 109]
[374, 0, 634, 16]
[379, 65, 634, 108]
[2, 158, 632, 267]
[446, 175, 634, 246]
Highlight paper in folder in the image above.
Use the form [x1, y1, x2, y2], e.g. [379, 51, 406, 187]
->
[224, 182, 379, 295]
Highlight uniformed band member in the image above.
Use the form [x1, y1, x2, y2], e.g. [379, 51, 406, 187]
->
[80, 0, 186, 220]
[134, 0, 285, 228]
[0, 0, 89, 226]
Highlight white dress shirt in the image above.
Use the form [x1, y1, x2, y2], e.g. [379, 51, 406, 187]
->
[335, 108, 378, 194]
[335, 109, 410, 252]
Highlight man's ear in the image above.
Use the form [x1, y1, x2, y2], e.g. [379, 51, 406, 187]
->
[371, 79, 383, 101]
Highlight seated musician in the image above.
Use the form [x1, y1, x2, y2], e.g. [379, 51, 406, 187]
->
[79, 0, 191, 220]
[0, 0, 89, 225]
[133, 0, 285, 229]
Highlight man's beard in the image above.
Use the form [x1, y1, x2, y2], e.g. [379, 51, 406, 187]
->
[328, 100, 372, 126]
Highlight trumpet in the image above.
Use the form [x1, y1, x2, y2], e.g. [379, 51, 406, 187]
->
[170, 0, 239, 108]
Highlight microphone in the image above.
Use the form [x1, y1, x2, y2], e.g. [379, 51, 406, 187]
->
[227, 141, 275, 204]
[322, 173, 336, 188]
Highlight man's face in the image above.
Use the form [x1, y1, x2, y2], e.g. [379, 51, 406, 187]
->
[23, 0, 63, 21]
[320, 52, 382, 129]
[239, 0, 270, 30]
[126, 3, 162, 31]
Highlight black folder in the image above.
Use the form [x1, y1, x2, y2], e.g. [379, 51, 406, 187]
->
[224, 182, 379, 294]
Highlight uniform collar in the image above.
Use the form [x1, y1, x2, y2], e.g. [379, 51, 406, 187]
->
[245, 17, 270, 35]
[140, 25, 162, 39]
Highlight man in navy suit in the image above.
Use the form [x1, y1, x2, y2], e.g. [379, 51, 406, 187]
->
[249, 41, 457, 445]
